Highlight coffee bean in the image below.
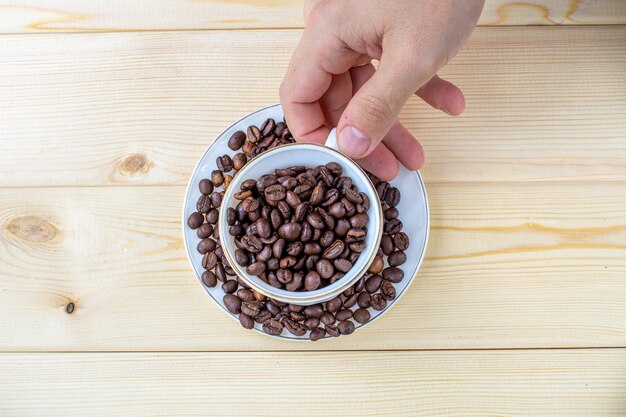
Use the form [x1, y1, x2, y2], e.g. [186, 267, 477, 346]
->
[267, 257, 280, 271]
[239, 313, 255, 329]
[201, 270, 217, 288]
[285, 272, 303, 291]
[306, 212, 324, 229]
[255, 309, 272, 323]
[202, 252, 218, 270]
[388, 251, 407, 266]
[257, 245, 272, 262]
[285, 319, 307, 336]
[216, 154, 233, 172]
[329, 201, 346, 218]
[370, 293, 387, 311]
[319, 312, 334, 326]
[286, 242, 303, 257]
[228, 130, 246, 150]
[265, 184, 286, 201]
[285, 190, 301, 208]
[344, 293, 358, 309]
[385, 218, 403, 234]
[262, 319, 284, 336]
[326, 296, 343, 313]
[304, 271, 321, 291]
[349, 241, 366, 253]
[380, 280, 397, 300]
[215, 263, 227, 282]
[211, 170, 224, 186]
[278, 223, 301, 241]
[309, 184, 325, 205]
[237, 288, 254, 302]
[309, 327, 326, 341]
[319, 209, 335, 229]
[382, 267, 404, 283]
[303, 304, 323, 318]
[368, 255, 384, 274]
[276, 269, 293, 284]
[294, 202, 309, 222]
[376, 181, 389, 200]
[240, 300, 262, 318]
[322, 240, 344, 260]
[199, 179, 215, 195]
[325, 324, 340, 337]
[246, 261, 266, 276]
[319, 230, 335, 248]
[223, 294, 242, 314]
[279, 256, 297, 269]
[210, 192, 223, 208]
[204, 208, 218, 225]
[247, 125, 261, 143]
[336, 309, 353, 321]
[334, 218, 351, 237]
[393, 232, 410, 251]
[316, 259, 334, 279]
[380, 234, 394, 255]
[357, 292, 371, 308]
[255, 218, 271, 239]
[349, 213, 369, 229]
[195, 223, 213, 240]
[384, 207, 399, 220]
[365, 274, 383, 293]
[233, 153, 247, 170]
[222, 280, 238, 294]
[346, 228, 366, 243]
[321, 188, 339, 206]
[337, 320, 355, 335]
[333, 258, 352, 273]
[187, 212, 204, 229]
[353, 308, 371, 324]
[240, 235, 263, 253]
[196, 195, 212, 214]
[385, 187, 400, 207]
[301, 222, 313, 242]
[289, 311, 306, 322]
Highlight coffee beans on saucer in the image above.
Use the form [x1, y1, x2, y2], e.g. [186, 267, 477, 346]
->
[187, 117, 409, 340]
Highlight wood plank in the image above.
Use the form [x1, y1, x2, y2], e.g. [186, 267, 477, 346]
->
[1, 350, 626, 416]
[1, 0, 625, 33]
[2, 182, 625, 351]
[0, 26, 624, 187]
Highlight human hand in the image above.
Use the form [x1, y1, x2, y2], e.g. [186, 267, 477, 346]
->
[280, 0, 484, 179]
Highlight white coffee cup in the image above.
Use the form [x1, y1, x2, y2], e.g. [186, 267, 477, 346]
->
[218, 129, 383, 306]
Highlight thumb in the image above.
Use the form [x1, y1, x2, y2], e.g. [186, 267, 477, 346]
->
[337, 52, 430, 159]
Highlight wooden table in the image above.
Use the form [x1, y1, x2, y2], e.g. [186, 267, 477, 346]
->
[1, 1, 625, 415]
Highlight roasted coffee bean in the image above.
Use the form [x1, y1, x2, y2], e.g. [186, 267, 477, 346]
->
[385, 187, 401, 207]
[259, 233, 278, 244]
[284, 241, 302, 257]
[346, 228, 366, 243]
[241, 300, 263, 318]
[211, 170, 224, 186]
[309, 327, 326, 341]
[232, 153, 247, 170]
[187, 212, 204, 229]
[306, 212, 324, 229]
[380, 280, 396, 300]
[382, 267, 404, 283]
[240, 178, 256, 191]
[274, 121, 287, 137]
[320, 312, 335, 326]
[257, 245, 272, 262]
[223, 174, 233, 190]
[229, 224, 243, 237]
[305, 255, 319, 271]
[301, 318, 319, 331]
[336, 308, 353, 321]
[323, 240, 344, 260]
[216, 155, 233, 172]
[350, 213, 369, 229]
[310, 184, 325, 205]
[210, 192, 223, 208]
[285, 191, 301, 208]
[255, 309, 272, 323]
[285, 272, 303, 291]
[228, 130, 247, 150]
[225, 207, 237, 225]
[202, 252, 218, 270]
[262, 319, 284, 336]
[267, 257, 280, 271]
[248, 209, 260, 222]
[237, 288, 255, 302]
[370, 293, 387, 311]
[330, 272, 344, 284]
[334, 218, 351, 237]
[354, 276, 366, 293]
[215, 263, 227, 282]
[222, 280, 238, 294]
[344, 293, 358, 309]
[368, 256, 384, 274]
[257, 134, 276, 149]
[301, 221, 313, 242]
[196, 223, 213, 239]
[241, 196, 259, 212]
[223, 294, 242, 314]
[325, 324, 340, 337]
[246, 261, 266, 276]
[268, 272, 281, 288]
[312, 228, 322, 241]
[328, 201, 346, 218]
[242, 140, 255, 156]
[256, 175, 278, 192]
[304, 242, 322, 256]
[247, 125, 261, 143]
[196, 195, 212, 214]
[201, 270, 217, 288]
[393, 232, 410, 251]
[304, 271, 321, 291]
[294, 202, 309, 222]
[289, 311, 306, 322]
[224, 265, 236, 276]
[353, 308, 371, 324]
[316, 259, 334, 279]
[365, 274, 383, 293]
[255, 218, 271, 239]
[333, 258, 352, 273]
[324, 162, 342, 176]
[265, 301, 281, 317]
[385, 218, 403, 234]
[344, 188, 363, 204]
[319, 209, 335, 229]
[265, 184, 286, 201]
[303, 304, 323, 319]
[270, 209, 283, 229]
[343, 286, 355, 297]
[376, 181, 389, 200]
[357, 292, 371, 308]
[337, 320, 355, 335]
[285, 319, 307, 336]
[349, 241, 366, 253]
[278, 223, 301, 241]
[321, 188, 339, 206]
[197, 238, 216, 254]
[272, 238, 285, 258]
[206, 208, 219, 224]
[240, 234, 263, 253]
[388, 251, 407, 266]
[384, 207, 399, 220]
[276, 269, 293, 284]
[380, 234, 394, 255]
[199, 178, 215, 195]
[326, 296, 343, 313]
[279, 256, 297, 269]
[239, 313, 255, 329]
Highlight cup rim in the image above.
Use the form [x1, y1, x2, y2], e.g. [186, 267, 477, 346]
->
[218, 141, 384, 305]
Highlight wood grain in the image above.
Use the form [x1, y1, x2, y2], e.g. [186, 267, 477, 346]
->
[2, 182, 625, 351]
[1, 0, 625, 33]
[1, 350, 626, 416]
[0, 26, 625, 187]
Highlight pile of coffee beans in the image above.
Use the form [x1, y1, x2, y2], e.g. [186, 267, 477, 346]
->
[227, 163, 369, 291]
[187, 117, 409, 341]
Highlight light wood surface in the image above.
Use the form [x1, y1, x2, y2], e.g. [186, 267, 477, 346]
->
[2, 350, 626, 416]
[1, 1, 626, 414]
[1, 0, 625, 33]
[1, 26, 625, 187]
[2, 182, 625, 351]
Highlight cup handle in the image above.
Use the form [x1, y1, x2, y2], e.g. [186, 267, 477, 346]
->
[325, 128, 339, 151]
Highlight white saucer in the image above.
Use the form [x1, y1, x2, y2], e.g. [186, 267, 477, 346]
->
[182, 104, 430, 341]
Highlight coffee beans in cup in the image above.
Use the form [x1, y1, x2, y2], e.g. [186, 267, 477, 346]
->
[187, 117, 409, 340]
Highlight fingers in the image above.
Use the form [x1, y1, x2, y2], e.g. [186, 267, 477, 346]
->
[319, 73, 353, 128]
[354, 142, 399, 181]
[417, 75, 466, 116]
[382, 122, 425, 171]
[336, 47, 430, 159]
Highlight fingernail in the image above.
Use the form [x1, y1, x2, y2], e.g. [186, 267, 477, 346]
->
[338, 126, 370, 157]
